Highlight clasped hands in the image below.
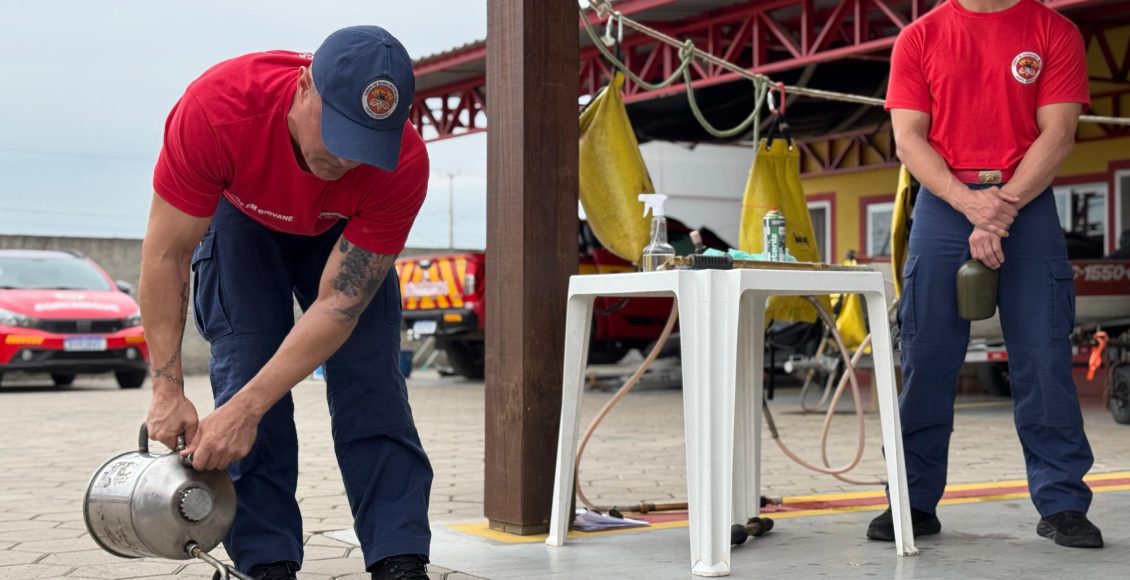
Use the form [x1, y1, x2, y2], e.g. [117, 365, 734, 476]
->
[961, 186, 1021, 270]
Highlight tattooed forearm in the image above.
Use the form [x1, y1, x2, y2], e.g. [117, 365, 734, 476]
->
[151, 349, 184, 389]
[330, 237, 381, 298]
[149, 280, 188, 389]
[179, 281, 189, 323]
[329, 238, 397, 322]
[334, 301, 367, 321]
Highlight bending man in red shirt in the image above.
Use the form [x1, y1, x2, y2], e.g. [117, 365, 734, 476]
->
[870, 0, 1102, 548]
[140, 27, 433, 579]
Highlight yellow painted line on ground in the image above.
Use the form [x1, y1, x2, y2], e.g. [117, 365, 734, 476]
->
[447, 519, 692, 545]
[1083, 471, 1130, 482]
[447, 472, 1130, 544]
[784, 470, 1130, 504]
[784, 488, 887, 502]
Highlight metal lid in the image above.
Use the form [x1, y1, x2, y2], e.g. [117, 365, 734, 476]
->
[179, 488, 214, 523]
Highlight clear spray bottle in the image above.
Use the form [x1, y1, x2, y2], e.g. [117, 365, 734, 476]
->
[638, 193, 675, 272]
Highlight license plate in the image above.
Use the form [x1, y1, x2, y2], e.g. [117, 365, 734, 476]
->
[413, 320, 438, 336]
[64, 336, 107, 352]
[405, 281, 449, 297]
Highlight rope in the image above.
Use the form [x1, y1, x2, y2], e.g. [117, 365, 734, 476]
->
[685, 72, 770, 139]
[580, 11, 695, 92]
[583, 0, 1130, 128]
[580, 8, 773, 139]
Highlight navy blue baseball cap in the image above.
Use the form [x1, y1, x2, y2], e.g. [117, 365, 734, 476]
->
[313, 26, 414, 171]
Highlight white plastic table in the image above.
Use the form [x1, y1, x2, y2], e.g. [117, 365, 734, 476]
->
[546, 269, 918, 577]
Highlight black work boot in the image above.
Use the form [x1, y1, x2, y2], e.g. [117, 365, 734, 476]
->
[370, 554, 429, 580]
[866, 507, 942, 541]
[1037, 511, 1104, 548]
[213, 561, 299, 580]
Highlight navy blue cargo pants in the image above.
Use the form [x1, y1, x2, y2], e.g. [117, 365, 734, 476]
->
[191, 198, 432, 572]
[898, 185, 1093, 517]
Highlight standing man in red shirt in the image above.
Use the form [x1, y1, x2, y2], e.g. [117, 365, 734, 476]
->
[140, 26, 433, 579]
[869, 0, 1102, 548]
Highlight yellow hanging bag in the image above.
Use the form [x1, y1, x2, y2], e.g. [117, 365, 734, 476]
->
[833, 258, 870, 351]
[578, 72, 653, 264]
[890, 164, 914, 297]
[836, 166, 914, 350]
[738, 139, 832, 323]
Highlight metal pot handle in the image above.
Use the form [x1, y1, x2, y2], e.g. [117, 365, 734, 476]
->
[187, 542, 253, 580]
[138, 423, 187, 454]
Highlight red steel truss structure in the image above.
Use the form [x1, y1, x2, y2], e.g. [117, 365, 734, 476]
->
[411, 0, 1124, 173]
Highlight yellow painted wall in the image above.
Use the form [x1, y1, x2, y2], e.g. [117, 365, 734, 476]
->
[1059, 136, 1130, 176]
[800, 135, 1130, 260]
[801, 167, 900, 260]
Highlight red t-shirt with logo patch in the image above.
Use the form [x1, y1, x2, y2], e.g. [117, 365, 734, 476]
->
[153, 51, 429, 255]
[885, 0, 1090, 173]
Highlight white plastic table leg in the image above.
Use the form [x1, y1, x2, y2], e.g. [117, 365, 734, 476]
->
[547, 293, 596, 548]
[864, 291, 919, 557]
[732, 290, 767, 524]
[679, 273, 739, 577]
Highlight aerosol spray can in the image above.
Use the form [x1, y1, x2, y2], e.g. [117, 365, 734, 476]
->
[763, 207, 786, 261]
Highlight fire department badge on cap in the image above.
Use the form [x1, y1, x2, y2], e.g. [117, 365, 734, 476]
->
[362, 79, 399, 120]
[1011, 52, 1042, 85]
[314, 26, 414, 170]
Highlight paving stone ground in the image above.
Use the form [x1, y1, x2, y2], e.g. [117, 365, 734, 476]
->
[0, 367, 1125, 579]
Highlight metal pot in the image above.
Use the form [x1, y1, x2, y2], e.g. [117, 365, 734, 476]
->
[84, 424, 237, 560]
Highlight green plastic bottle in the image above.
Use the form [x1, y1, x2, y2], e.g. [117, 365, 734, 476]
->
[956, 259, 998, 321]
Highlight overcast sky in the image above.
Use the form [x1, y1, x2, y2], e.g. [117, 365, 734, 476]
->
[0, 0, 490, 248]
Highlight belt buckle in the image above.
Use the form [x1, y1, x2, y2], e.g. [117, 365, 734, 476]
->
[977, 170, 1002, 185]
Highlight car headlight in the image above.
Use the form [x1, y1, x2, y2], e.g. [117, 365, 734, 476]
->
[0, 308, 33, 328]
[123, 311, 142, 328]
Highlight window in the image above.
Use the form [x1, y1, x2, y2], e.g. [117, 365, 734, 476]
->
[0, 256, 111, 291]
[807, 199, 832, 263]
[1053, 183, 1108, 253]
[866, 202, 895, 258]
[1116, 171, 1130, 253]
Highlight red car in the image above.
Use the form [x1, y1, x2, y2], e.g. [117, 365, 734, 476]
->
[0, 250, 148, 389]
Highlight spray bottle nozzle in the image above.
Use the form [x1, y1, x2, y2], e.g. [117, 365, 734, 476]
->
[638, 193, 668, 218]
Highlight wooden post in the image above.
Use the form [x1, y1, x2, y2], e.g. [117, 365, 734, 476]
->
[484, 0, 579, 534]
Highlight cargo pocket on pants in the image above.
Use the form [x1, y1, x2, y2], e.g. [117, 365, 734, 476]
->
[384, 269, 403, 328]
[1048, 259, 1076, 339]
[897, 255, 919, 338]
[191, 231, 233, 341]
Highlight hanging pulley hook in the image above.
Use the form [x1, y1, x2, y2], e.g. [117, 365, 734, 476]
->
[766, 82, 788, 117]
[600, 11, 625, 60]
[601, 11, 624, 52]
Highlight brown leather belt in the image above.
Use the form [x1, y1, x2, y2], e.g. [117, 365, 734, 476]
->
[952, 169, 1013, 185]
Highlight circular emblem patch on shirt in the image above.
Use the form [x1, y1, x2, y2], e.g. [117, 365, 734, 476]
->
[362, 79, 399, 120]
[1011, 52, 1042, 85]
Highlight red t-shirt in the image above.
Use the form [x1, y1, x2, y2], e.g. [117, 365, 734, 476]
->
[153, 51, 429, 255]
[885, 0, 1089, 174]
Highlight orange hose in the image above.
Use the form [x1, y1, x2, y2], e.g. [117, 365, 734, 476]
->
[763, 298, 881, 485]
[573, 293, 883, 514]
[575, 304, 680, 510]
[1089, 331, 1109, 381]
